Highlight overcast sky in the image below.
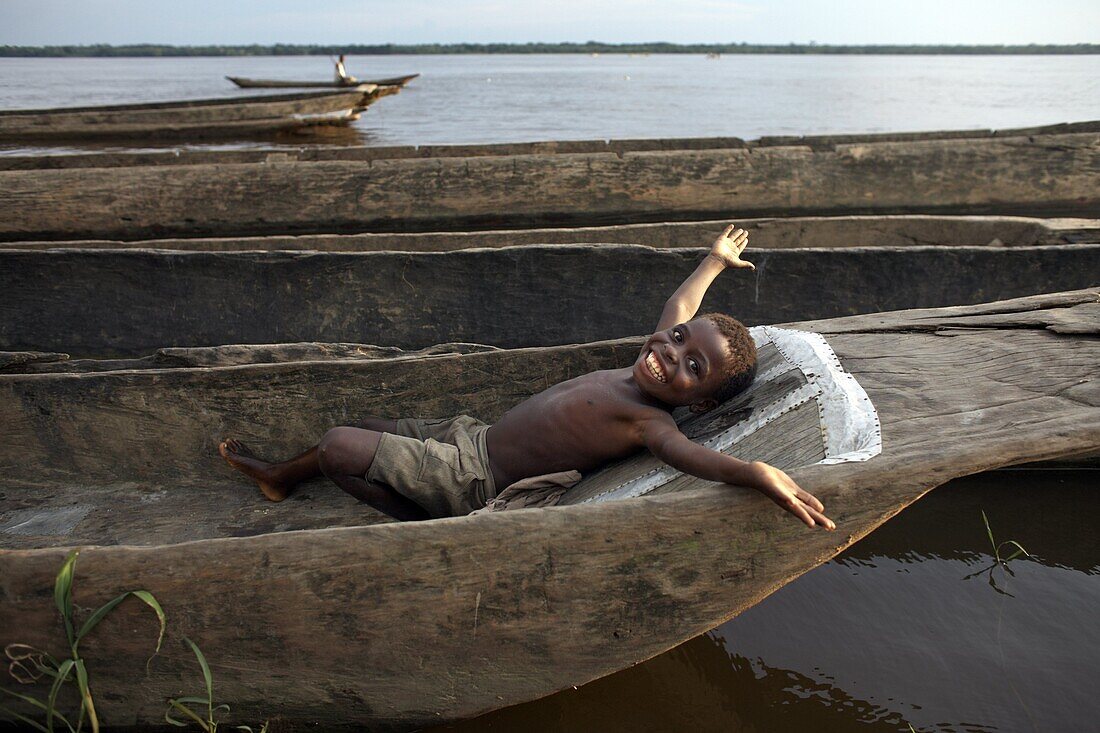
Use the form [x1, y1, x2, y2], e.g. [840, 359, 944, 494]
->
[2, 0, 1098, 46]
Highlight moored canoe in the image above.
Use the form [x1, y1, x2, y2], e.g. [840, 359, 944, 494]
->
[227, 73, 420, 88]
[0, 87, 381, 142]
[0, 291, 1096, 730]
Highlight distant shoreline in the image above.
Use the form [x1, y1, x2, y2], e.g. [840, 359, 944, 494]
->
[2, 42, 1099, 57]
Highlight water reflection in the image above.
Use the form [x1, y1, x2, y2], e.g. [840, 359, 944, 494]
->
[434, 471, 1099, 732]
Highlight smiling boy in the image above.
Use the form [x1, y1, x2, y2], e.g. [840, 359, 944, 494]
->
[220, 226, 835, 530]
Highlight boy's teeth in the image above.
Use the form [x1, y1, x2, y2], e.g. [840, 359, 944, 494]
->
[646, 350, 667, 382]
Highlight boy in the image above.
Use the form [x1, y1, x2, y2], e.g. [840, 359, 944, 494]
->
[220, 226, 835, 530]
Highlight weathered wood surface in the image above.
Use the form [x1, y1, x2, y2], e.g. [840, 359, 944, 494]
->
[2, 244, 1097, 357]
[5, 215, 1096, 252]
[0, 87, 382, 142]
[3, 126, 1098, 240]
[1, 341, 500, 374]
[3, 120, 1097, 172]
[0, 292, 1096, 731]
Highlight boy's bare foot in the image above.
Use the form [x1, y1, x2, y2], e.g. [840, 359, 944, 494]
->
[218, 438, 291, 502]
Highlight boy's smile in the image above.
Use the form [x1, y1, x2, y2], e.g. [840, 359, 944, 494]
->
[633, 318, 730, 407]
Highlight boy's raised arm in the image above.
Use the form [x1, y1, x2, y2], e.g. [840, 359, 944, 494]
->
[655, 225, 756, 332]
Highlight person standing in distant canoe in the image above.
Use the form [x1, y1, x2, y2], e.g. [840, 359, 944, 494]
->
[335, 54, 358, 85]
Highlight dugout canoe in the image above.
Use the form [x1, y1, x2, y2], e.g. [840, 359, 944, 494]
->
[4, 214, 1096, 252]
[1, 121, 1098, 241]
[0, 291, 1097, 730]
[0, 87, 382, 143]
[227, 73, 420, 89]
[1, 242, 1097, 357]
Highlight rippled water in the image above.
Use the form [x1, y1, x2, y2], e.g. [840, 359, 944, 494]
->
[1, 54, 1099, 155]
[435, 471, 1100, 732]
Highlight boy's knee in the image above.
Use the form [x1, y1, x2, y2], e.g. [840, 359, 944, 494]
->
[318, 427, 359, 476]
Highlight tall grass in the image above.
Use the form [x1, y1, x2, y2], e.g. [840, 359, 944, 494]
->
[1, 550, 165, 733]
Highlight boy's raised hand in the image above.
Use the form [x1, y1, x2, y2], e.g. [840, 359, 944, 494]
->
[710, 225, 755, 270]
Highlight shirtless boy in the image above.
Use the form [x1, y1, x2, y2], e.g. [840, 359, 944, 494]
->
[220, 226, 835, 530]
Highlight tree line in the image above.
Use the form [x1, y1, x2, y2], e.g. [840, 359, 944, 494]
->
[2, 42, 1099, 57]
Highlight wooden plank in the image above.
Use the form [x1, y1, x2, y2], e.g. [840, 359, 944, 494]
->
[1, 119, 1096, 172]
[2, 129, 1098, 240]
[0, 292, 1096, 730]
[4, 215, 1095, 252]
[2, 244, 1097, 357]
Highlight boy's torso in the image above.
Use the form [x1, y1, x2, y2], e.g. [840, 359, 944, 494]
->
[486, 368, 669, 489]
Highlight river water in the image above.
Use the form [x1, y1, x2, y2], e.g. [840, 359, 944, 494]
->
[434, 471, 1100, 732]
[1, 54, 1099, 154]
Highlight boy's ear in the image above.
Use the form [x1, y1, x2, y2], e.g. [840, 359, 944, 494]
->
[689, 398, 718, 414]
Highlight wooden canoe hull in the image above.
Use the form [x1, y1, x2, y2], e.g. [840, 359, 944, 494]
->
[227, 74, 420, 88]
[4, 215, 1095, 252]
[0, 292, 1097, 730]
[1, 244, 1096, 357]
[0, 88, 381, 142]
[1, 122, 1098, 240]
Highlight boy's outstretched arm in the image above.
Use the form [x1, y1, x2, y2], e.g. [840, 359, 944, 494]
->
[655, 225, 756, 331]
[642, 415, 835, 530]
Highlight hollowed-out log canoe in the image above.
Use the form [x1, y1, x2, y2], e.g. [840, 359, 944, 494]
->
[0, 87, 383, 142]
[1, 121, 1097, 240]
[1, 242, 1097, 358]
[0, 291, 1097, 730]
[4, 214, 1095, 252]
[227, 73, 420, 89]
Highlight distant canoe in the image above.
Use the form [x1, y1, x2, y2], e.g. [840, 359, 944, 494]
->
[0, 87, 382, 142]
[227, 73, 420, 89]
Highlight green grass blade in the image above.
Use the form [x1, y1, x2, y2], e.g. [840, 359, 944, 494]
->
[166, 699, 210, 730]
[74, 593, 129, 647]
[53, 552, 79, 650]
[46, 658, 75, 733]
[980, 510, 1000, 562]
[183, 637, 214, 716]
[0, 701, 52, 733]
[131, 591, 167, 656]
[1, 686, 75, 731]
[999, 540, 1032, 561]
[73, 659, 99, 733]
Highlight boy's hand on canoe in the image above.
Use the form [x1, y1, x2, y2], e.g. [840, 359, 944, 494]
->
[709, 225, 755, 270]
[747, 461, 835, 530]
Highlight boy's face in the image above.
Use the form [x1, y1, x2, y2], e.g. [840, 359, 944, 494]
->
[632, 318, 729, 409]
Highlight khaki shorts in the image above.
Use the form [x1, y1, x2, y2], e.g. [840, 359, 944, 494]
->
[366, 415, 497, 518]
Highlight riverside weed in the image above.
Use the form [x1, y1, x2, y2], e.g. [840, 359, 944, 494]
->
[1, 550, 165, 733]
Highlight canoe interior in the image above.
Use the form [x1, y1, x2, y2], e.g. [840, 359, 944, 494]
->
[0, 325, 878, 551]
[2, 243, 1097, 358]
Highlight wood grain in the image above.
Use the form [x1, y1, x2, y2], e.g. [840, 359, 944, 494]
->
[3, 128, 1098, 240]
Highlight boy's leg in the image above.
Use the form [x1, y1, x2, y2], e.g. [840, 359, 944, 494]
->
[220, 415, 399, 502]
[317, 427, 430, 521]
[219, 440, 321, 502]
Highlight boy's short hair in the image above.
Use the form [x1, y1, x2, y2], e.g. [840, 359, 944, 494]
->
[700, 312, 757, 403]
